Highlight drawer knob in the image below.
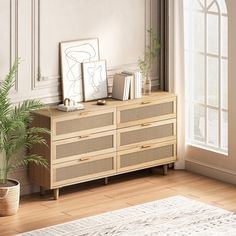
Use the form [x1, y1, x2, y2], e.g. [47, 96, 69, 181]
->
[141, 101, 151, 105]
[141, 123, 151, 127]
[78, 135, 89, 139]
[80, 111, 90, 116]
[141, 145, 151, 149]
[79, 157, 90, 162]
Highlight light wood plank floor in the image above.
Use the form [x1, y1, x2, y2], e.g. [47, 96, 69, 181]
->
[1, 169, 236, 235]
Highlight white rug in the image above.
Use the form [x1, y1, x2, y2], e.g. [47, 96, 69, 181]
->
[19, 196, 236, 236]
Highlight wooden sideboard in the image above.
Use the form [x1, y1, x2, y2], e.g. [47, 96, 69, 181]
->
[29, 92, 177, 199]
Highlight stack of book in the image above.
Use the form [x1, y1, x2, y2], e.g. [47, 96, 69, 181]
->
[133, 71, 142, 99]
[112, 71, 142, 101]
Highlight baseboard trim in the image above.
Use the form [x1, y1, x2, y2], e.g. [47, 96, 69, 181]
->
[186, 159, 236, 185]
[20, 184, 39, 196]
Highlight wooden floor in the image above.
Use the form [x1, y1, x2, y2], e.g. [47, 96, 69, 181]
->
[1, 169, 236, 235]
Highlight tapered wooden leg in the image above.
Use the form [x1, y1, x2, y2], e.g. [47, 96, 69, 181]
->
[163, 164, 168, 176]
[40, 186, 45, 196]
[104, 177, 108, 185]
[53, 188, 59, 200]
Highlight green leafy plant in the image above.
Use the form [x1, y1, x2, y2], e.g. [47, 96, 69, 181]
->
[0, 59, 49, 185]
[138, 29, 161, 78]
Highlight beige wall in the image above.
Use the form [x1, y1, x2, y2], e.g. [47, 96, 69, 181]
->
[0, 0, 159, 104]
[0, 0, 159, 195]
[186, 0, 236, 184]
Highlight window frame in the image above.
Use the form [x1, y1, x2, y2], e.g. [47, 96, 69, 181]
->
[184, 0, 228, 154]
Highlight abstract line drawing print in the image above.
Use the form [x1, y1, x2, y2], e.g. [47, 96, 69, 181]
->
[60, 39, 99, 102]
[82, 60, 108, 101]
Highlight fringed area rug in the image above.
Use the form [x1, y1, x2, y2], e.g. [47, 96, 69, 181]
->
[19, 196, 236, 236]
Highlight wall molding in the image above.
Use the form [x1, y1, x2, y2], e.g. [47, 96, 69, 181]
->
[186, 159, 236, 185]
[31, 0, 59, 91]
[30, 0, 154, 100]
[11, 92, 61, 104]
[10, 0, 19, 92]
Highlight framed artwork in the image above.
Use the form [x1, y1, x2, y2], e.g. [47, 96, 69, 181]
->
[60, 38, 100, 102]
[82, 60, 108, 101]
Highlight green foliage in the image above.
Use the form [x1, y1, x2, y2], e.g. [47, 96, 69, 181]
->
[0, 59, 49, 184]
[138, 29, 161, 77]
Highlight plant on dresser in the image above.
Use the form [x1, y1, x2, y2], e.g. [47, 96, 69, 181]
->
[29, 92, 177, 200]
[138, 29, 161, 95]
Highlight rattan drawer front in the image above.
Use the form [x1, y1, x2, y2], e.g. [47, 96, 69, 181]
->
[117, 141, 176, 173]
[117, 98, 176, 128]
[52, 109, 116, 140]
[53, 154, 116, 187]
[117, 119, 176, 150]
[52, 131, 116, 164]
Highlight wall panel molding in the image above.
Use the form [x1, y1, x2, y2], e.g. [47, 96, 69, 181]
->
[31, 0, 59, 91]
[30, 0, 155, 101]
[1, 0, 19, 92]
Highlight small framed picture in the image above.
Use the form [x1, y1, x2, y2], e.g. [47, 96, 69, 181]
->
[60, 38, 100, 102]
[82, 60, 108, 101]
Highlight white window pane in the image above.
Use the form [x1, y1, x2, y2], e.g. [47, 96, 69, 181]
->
[207, 56, 219, 107]
[193, 104, 205, 142]
[208, 2, 219, 13]
[193, 54, 205, 103]
[193, 0, 204, 10]
[207, 108, 219, 146]
[221, 111, 228, 150]
[222, 16, 228, 57]
[199, 0, 205, 7]
[207, 14, 219, 55]
[184, 0, 190, 9]
[207, 0, 214, 8]
[184, 11, 191, 50]
[221, 59, 228, 109]
[193, 12, 205, 52]
[185, 52, 190, 99]
[186, 102, 191, 141]
[218, 0, 228, 14]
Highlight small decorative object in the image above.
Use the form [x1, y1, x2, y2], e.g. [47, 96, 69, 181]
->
[60, 38, 100, 102]
[142, 77, 152, 95]
[63, 98, 70, 106]
[0, 59, 49, 216]
[57, 98, 84, 112]
[82, 60, 108, 101]
[138, 29, 161, 95]
[96, 99, 106, 105]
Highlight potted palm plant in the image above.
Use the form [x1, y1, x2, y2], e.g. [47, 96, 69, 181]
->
[138, 29, 161, 95]
[0, 60, 49, 216]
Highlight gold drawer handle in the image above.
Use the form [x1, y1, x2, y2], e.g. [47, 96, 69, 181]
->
[141, 123, 151, 127]
[141, 101, 151, 105]
[78, 135, 89, 139]
[79, 157, 90, 162]
[141, 145, 151, 149]
[80, 111, 90, 116]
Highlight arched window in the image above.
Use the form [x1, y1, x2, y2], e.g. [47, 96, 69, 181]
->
[184, 0, 228, 153]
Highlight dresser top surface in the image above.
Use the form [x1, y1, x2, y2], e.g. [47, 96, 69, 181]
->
[33, 92, 176, 118]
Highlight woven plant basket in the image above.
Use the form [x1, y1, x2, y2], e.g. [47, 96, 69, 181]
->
[0, 179, 20, 216]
